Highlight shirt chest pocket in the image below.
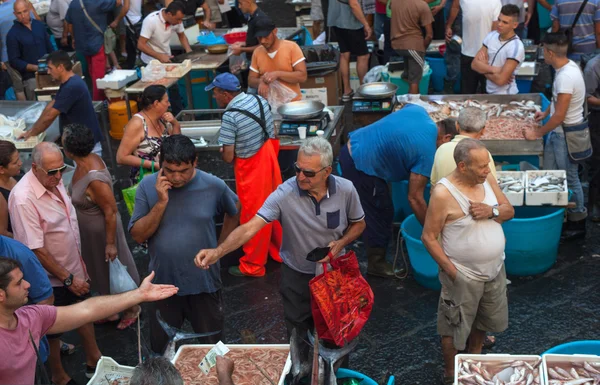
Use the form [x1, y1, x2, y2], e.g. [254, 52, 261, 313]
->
[326, 210, 340, 229]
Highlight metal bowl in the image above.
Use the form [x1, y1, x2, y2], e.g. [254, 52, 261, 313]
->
[207, 44, 229, 54]
[277, 100, 325, 120]
[357, 82, 398, 99]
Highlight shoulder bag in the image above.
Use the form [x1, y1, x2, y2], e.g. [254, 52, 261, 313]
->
[562, 0, 589, 55]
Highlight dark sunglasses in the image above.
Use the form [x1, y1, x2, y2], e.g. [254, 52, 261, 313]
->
[294, 162, 328, 178]
[38, 164, 67, 176]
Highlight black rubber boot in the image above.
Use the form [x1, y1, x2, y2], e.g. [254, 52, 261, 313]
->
[561, 219, 587, 242]
[591, 205, 600, 222]
[366, 247, 395, 278]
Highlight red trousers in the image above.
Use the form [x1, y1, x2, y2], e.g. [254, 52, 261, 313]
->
[234, 139, 283, 276]
[86, 45, 106, 101]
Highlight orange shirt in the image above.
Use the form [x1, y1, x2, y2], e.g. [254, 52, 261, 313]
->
[9, 171, 88, 287]
[250, 40, 306, 101]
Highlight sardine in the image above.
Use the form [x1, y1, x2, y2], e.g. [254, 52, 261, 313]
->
[307, 331, 359, 385]
[156, 310, 221, 361]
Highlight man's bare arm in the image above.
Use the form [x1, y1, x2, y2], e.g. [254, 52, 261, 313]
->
[487, 174, 514, 224]
[408, 172, 429, 225]
[421, 187, 457, 279]
[218, 201, 241, 245]
[485, 59, 519, 86]
[26, 101, 59, 138]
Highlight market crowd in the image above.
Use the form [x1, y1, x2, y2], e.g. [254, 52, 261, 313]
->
[0, 0, 599, 384]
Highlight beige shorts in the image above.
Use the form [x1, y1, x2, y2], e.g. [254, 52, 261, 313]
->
[4, 63, 24, 93]
[437, 265, 508, 351]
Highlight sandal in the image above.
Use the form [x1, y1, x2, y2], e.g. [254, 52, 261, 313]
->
[60, 341, 75, 356]
[117, 307, 141, 330]
[341, 91, 354, 102]
[482, 335, 496, 350]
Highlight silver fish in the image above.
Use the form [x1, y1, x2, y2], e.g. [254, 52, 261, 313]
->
[307, 331, 359, 385]
[156, 310, 221, 361]
[288, 329, 312, 385]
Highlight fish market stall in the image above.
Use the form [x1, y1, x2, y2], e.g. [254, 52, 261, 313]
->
[172, 344, 290, 385]
[396, 93, 547, 165]
[124, 77, 182, 119]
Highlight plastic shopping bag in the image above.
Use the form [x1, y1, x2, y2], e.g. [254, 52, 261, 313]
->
[267, 80, 297, 111]
[109, 258, 138, 294]
[122, 159, 155, 215]
[309, 251, 374, 347]
[228, 47, 248, 75]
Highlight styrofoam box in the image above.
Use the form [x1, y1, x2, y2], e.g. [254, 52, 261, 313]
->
[455, 354, 543, 385]
[96, 70, 139, 90]
[525, 170, 569, 206]
[171, 344, 291, 385]
[542, 354, 600, 385]
[497, 171, 525, 206]
[86, 356, 134, 385]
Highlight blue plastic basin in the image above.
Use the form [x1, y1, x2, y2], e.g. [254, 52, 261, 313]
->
[337, 368, 395, 385]
[401, 214, 441, 290]
[426, 56, 447, 92]
[502, 206, 564, 276]
[543, 341, 600, 355]
[391, 181, 431, 223]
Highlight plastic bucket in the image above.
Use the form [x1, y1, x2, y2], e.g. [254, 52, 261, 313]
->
[516, 78, 533, 93]
[401, 214, 441, 290]
[336, 368, 395, 385]
[543, 341, 600, 355]
[387, 68, 432, 95]
[502, 206, 564, 276]
[391, 181, 431, 222]
[426, 56, 447, 92]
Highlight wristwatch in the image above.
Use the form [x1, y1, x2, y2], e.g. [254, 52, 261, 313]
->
[490, 206, 500, 219]
[63, 273, 73, 287]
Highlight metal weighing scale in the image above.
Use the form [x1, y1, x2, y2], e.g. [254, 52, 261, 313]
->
[279, 111, 331, 136]
[351, 95, 397, 113]
[350, 82, 398, 134]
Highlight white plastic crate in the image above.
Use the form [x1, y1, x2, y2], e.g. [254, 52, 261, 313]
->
[542, 354, 600, 385]
[86, 356, 135, 385]
[497, 171, 525, 206]
[525, 170, 569, 206]
[96, 70, 139, 90]
[172, 344, 291, 385]
[455, 354, 542, 385]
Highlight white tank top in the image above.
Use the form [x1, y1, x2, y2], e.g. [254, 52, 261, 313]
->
[438, 178, 506, 282]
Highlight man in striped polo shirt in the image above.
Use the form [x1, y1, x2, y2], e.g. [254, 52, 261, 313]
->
[551, 0, 600, 61]
[209, 73, 283, 277]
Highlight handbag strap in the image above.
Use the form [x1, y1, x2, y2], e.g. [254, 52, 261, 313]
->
[79, 0, 104, 35]
[490, 35, 520, 66]
[571, 0, 589, 30]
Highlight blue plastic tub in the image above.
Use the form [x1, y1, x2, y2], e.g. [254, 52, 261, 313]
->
[517, 78, 533, 93]
[386, 68, 432, 95]
[401, 214, 441, 290]
[337, 368, 395, 385]
[502, 206, 564, 276]
[426, 56, 447, 92]
[543, 341, 600, 355]
[391, 181, 431, 222]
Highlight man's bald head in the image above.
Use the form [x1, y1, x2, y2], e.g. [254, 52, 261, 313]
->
[32, 142, 63, 168]
[13, 0, 31, 25]
[31, 142, 66, 190]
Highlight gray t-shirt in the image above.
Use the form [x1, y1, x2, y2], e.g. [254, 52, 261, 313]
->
[257, 175, 365, 274]
[128, 170, 238, 295]
[327, 0, 363, 30]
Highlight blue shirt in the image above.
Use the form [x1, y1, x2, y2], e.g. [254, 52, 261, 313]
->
[6, 19, 54, 79]
[128, 170, 239, 295]
[53, 75, 103, 143]
[65, 0, 114, 56]
[218, 92, 274, 159]
[551, 0, 600, 60]
[0, 0, 35, 62]
[348, 104, 438, 181]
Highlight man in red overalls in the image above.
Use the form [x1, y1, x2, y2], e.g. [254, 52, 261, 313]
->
[207, 73, 282, 277]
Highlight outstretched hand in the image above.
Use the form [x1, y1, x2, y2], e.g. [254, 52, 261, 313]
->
[137, 271, 179, 302]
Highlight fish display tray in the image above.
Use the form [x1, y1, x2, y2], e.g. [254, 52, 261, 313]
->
[86, 356, 134, 385]
[497, 171, 525, 206]
[455, 354, 543, 385]
[146, 60, 192, 78]
[96, 70, 139, 90]
[525, 170, 569, 206]
[172, 344, 291, 385]
[542, 353, 600, 385]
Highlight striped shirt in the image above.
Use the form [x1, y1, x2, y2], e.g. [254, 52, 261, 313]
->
[551, 0, 600, 59]
[218, 92, 275, 159]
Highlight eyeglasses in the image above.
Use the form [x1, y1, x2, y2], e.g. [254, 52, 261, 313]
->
[37, 164, 67, 177]
[294, 162, 328, 178]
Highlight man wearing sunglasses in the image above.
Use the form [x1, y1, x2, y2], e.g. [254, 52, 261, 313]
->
[9, 142, 104, 383]
[195, 137, 366, 340]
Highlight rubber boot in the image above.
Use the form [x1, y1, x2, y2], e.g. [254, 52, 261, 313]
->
[591, 205, 600, 223]
[366, 247, 395, 278]
[560, 219, 587, 242]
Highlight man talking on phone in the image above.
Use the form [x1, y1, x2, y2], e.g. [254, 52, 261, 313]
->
[129, 135, 240, 354]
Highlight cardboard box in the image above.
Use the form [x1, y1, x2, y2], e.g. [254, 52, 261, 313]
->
[300, 88, 328, 105]
[36, 61, 83, 89]
[301, 72, 340, 106]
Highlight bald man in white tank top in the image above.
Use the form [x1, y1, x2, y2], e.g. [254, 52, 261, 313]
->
[422, 138, 514, 384]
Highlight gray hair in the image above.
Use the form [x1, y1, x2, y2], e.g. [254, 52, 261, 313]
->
[31, 142, 63, 166]
[130, 357, 184, 385]
[457, 107, 487, 134]
[454, 138, 487, 165]
[298, 137, 333, 168]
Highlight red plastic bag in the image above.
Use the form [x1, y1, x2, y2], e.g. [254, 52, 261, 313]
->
[309, 251, 374, 347]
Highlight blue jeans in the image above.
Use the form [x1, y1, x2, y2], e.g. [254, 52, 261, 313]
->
[374, 12, 386, 40]
[544, 131, 586, 216]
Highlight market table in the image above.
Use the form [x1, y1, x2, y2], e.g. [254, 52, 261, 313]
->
[124, 77, 182, 119]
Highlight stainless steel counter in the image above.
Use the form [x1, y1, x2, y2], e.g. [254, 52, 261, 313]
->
[0, 100, 61, 144]
[176, 105, 345, 152]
